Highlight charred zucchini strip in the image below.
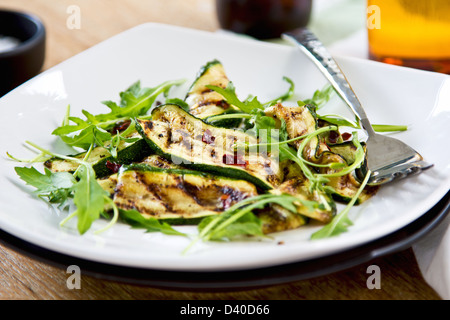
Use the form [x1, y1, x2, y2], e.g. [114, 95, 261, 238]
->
[256, 205, 308, 234]
[270, 175, 335, 223]
[113, 164, 258, 221]
[264, 103, 329, 163]
[316, 148, 378, 204]
[185, 60, 242, 127]
[135, 104, 283, 190]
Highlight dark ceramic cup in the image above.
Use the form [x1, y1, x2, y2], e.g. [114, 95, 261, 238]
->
[0, 10, 46, 97]
[216, 0, 313, 40]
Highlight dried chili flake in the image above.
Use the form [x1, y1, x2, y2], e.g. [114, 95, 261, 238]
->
[342, 132, 352, 141]
[106, 161, 121, 173]
[202, 129, 216, 144]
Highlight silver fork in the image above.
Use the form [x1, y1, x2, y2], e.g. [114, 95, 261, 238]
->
[282, 28, 433, 185]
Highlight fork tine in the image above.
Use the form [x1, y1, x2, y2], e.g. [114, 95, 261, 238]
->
[367, 160, 434, 185]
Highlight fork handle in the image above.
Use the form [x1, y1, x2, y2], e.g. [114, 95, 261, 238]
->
[282, 28, 376, 136]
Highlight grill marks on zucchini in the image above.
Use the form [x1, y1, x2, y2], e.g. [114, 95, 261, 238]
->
[113, 164, 258, 220]
[265, 103, 317, 150]
[264, 103, 329, 166]
[136, 104, 283, 191]
[256, 205, 308, 234]
[185, 60, 241, 127]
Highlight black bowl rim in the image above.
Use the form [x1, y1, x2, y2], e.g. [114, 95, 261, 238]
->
[0, 9, 46, 58]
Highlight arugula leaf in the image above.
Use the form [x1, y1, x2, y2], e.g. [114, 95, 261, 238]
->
[199, 212, 264, 241]
[52, 79, 185, 150]
[15, 167, 74, 192]
[119, 209, 187, 237]
[15, 166, 76, 205]
[57, 125, 112, 150]
[165, 98, 190, 112]
[96, 79, 185, 122]
[93, 120, 139, 158]
[71, 165, 108, 234]
[206, 82, 264, 114]
[310, 169, 371, 239]
[184, 194, 316, 253]
[317, 114, 408, 132]
[12, 141, 124, 235]
[303, 84, 335, 109]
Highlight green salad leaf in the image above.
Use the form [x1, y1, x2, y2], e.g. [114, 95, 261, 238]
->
[15, 166, 76, 205]
[310, 169, 371, 239]
[206, 82, 264, 114]
[71, 165, 108, 234]
[52, 79, 185, 150]
[119, 209, 187, 237]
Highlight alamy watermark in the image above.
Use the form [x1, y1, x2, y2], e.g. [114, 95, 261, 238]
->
[67, 5, 81, 30]
[66, 265, 81, 290]
[366, 265, 381, 289]
[367, 5, 381, 29]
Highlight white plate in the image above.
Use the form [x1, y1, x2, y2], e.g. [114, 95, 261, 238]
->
[0, 23, 449, 272]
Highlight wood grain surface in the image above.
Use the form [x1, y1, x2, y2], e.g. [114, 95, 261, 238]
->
[0, 0, 442, 300]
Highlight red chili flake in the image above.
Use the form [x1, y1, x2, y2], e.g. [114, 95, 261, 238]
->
[106, 161, 121, 173]
[202, 129, 216, 144]
[328, 130, 340, 144]
[111, 120, 131, 133]
[217, 100, 230, 110]
[342, 132, 352, 141]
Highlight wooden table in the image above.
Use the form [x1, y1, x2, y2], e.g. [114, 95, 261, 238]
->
[0, 0, 442, 300]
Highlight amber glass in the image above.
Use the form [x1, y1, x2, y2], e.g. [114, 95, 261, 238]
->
[216, 0, 312, 40]
[367, 0, 450, 74]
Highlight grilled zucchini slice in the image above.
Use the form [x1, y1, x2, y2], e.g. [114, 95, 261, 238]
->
[270, 176, 335, 223]
[316, 148, 378, 204]
[113, 164, 258, 221]
[256, 205, 308, 234]
[185, 60, 242, 127]
[264, 103, 329, 161]
[97, 154, 181, 197]
[140, 154, 183, 169]
[44, 132, 152, 178]
[135, 104, 283, 190]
